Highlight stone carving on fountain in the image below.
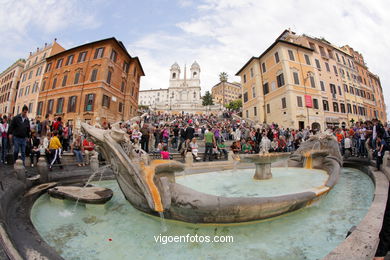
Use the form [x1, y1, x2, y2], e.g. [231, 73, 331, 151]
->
[81, 122, 342, 224]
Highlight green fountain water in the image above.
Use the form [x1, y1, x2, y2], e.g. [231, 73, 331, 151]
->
[31, 168, 373, 260]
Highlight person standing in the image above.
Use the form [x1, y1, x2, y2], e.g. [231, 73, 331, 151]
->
[8, 105, 30, 165]
[0, 115, 9, 164]
[40, 114, 50, 138]
[140, 124, 150, 152]
[203, 127, 215, 162]
[48, 130, 62, 170]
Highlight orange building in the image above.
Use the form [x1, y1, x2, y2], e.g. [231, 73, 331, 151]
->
[14, 40, 65, 118]
[0, 59, 25, 116]
[37, 37, 144, 127]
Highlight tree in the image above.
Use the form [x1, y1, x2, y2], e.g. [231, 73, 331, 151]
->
[219, 72, 228, 82]
[202, 91, 214, 106]
[219, 72, 228, 105]
[225, 99, 242, 111]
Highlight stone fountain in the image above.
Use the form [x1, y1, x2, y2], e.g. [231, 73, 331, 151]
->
[81, 123, 342, 223]
[239, 152, 291, 180]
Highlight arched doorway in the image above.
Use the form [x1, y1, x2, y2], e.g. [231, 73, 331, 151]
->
[311, 122, 321, 131]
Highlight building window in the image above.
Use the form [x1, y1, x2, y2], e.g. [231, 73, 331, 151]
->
[41, 80, 46, 91]
[91, 69, 98, 82]
[47, 99, 54, 114]
[336, 53, 340, 62]
[274, 52, 280, 63]
[74, 72, 80, 84]
[319, 46, 326, 57]
[330, 84, 336, 95]
[261, 63, 266, 73]
[22, 73, 27, 82]
[52, 78, 57, 89]
[25, 86, 30, 95]
[37, 101, 43, 115]
[310, 76, 315, 88]
[304, 54, 311, 65]
[281, 97, 286, 109]
[347, 104, 352, 113]
[252, 85, 256, 98]
[342, 56, 346, 65]
[320, 81, 325, 91]
[250, 68, 254, 78]
[325, 62, 330, 72]
[353, 105, 357, 114]
[119, 102, 123, 113]
[323, 100, 329, 111]
[340, 103, 346, 113]
[56, 98, 64, 113]
[102, 95, 110, 108]
[349, 86, 354, 95]
[56, 58, 63, 69]
[94, 47, 105, 59]
[315, 59, 321, 70]
[107, 71, 112, 84]
[313, 98, 319, 109]
[68, 96, 77, 112]
[343, 84, 348, 93]
[327, 49, 334, 59]
[243, 92, 248, 103]
[309, 42, 316, 52]
[66, 55, 74, 66]
[288, 50, 295, 61]
[243, 74, 246, 83]
[254, 107, 257, 116]
[36, 66, 41, 76]
[333, 65, 338, 75]
[277, 73, 284, 87]
[293, 72, 299, 85]
[85, 94, 95, 111]
[263, 83, 269, 95]
[123, 62, 129, 73]
[338, 85, 342, 95]
[297, 96, 303, 107]
[28, 70, 33, 79]
[267, 104, 270, 113]
[121, 81, 125, 92]
[78, 51, 87, 63]
[62, 75, 67, 87]
[110, 50, 117, 62]
[333, 102, 339, 112]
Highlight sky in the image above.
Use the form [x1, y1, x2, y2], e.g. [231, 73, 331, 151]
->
[0, 0, 388, 117]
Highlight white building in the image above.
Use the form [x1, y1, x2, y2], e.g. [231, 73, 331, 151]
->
[140, 61, 212, 113]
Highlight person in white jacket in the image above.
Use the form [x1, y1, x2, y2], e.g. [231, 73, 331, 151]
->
[0, 115, 9, 164]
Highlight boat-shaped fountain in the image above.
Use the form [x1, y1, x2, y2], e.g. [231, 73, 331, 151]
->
[80, 123, 342, 223]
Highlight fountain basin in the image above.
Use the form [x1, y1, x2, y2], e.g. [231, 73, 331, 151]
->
[30, 168, 374, 260]
[48, 186, 113, 204]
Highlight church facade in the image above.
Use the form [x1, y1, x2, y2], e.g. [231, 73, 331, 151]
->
[139, 61, 220, 114]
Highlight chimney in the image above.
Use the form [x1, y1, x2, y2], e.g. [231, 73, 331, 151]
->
[29, 52, 32, 56]
[37, 47, 39, 52]
[54, 38, 57, 42]
[45, 43, 47, 47]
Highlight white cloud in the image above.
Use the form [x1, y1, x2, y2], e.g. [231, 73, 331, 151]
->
[134, 0, 390, 118]
[0, 0, 100, 62]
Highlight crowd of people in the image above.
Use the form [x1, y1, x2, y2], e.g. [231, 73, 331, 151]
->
[0, 106, 98, 170]
[0, 107, 389, 170]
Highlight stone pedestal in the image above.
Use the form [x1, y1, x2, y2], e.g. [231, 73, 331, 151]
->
[185, 152, 193, 167]
[37, 157, 49, 183]
[14, 159, 26, 183]
[254, 163, 272, 180]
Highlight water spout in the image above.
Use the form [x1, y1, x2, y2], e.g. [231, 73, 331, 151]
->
[303, 152, 313, 169]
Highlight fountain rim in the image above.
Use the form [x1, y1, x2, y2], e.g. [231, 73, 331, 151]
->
[0, 163, 383, 260]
